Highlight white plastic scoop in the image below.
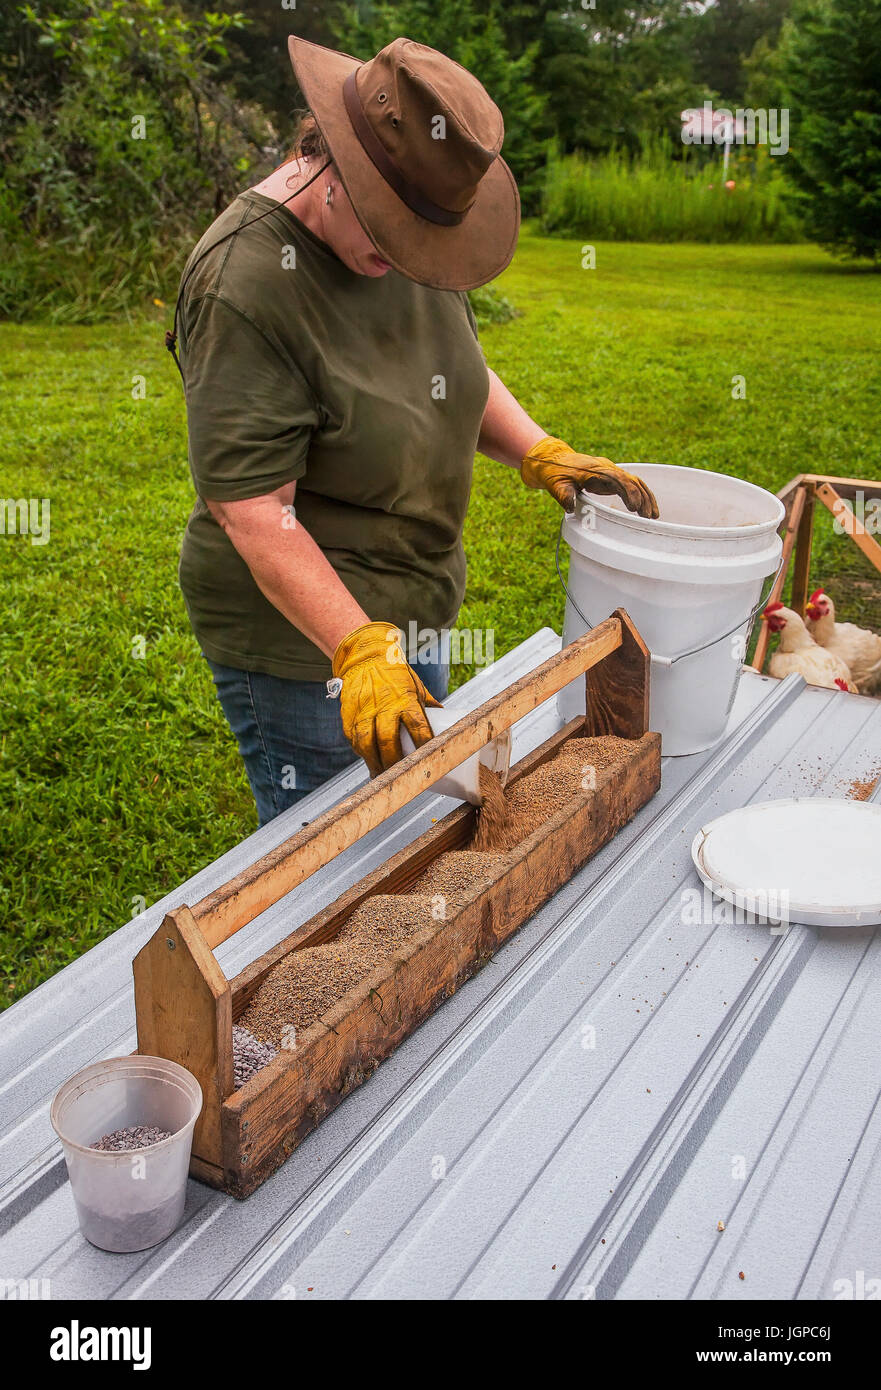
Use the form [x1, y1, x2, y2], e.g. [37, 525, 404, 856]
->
[400, 705, 511, 805]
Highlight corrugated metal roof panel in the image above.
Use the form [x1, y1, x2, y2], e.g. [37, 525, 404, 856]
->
[2, 631, 880, 1301]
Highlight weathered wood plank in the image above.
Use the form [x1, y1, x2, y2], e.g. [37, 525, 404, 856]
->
[753, 483, 806, 673]
[584, 608, 650, 738]
[791, 483, 816, 617]
[133, 906, 233, 1167]
[189, 1154, 226, 1190]
[801, 474, 881, 502]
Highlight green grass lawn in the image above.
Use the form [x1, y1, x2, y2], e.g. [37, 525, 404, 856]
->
[2, 230, 880, 1006]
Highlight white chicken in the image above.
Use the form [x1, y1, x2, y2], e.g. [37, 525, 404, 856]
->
[762, 602, 857, 691]
[805, 588, 881, 696]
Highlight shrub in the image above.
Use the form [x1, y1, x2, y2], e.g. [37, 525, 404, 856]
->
[467, 285, 519, 327]
[0, 0, 277, 321]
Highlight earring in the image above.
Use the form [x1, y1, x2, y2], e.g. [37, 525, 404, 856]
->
[325, 184, 334, 207]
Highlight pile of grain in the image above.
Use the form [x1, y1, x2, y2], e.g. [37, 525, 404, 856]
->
[471, 764, 533, 852]
[847, 772, 880, 801]
[241, 894, 438, 1048]
[232, 1025, 277, 1088]
[471, 735, 635, 852]
[408, 848, 510, 905]
[91, 1126, 171, 1151]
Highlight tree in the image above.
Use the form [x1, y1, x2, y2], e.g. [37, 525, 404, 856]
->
[0, 0, 275, 317]
[690, 0, 791, 104]
[330, 0, 548, 204]
[541, 2, 699, 155]
[777, 0, 881, 259]
[182, 0, 348, 131]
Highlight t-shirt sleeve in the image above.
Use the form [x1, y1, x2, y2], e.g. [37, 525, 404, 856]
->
[180, 293, 319, 501]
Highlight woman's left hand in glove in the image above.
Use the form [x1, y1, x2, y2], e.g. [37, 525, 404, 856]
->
[521, 434, 659, 519]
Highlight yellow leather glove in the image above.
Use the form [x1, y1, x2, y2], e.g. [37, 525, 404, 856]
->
[332, 621, 442, 777]
[521, 435, 659, 519]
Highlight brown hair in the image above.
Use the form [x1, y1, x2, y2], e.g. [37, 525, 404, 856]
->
[286, 109, 331, 163]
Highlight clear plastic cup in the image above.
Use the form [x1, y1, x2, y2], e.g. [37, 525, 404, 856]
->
[50, 1055, 202, 1253]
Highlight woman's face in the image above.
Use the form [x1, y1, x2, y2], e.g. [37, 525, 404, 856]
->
[321, 176, 392, 278]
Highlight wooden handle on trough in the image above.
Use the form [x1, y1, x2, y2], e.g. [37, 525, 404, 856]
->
[190, 613, 631, 948]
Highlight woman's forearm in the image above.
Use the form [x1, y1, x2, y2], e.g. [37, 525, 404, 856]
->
[206, 487, 369, 659]
[477, 368, 546, 468]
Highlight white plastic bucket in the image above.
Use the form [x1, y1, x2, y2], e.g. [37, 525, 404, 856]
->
[400, 705, 511, 805]
[557, 464, 784, 755]
[51, 1055, 202, 1253]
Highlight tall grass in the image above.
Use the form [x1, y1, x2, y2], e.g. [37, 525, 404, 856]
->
[541, 143, 802, 243]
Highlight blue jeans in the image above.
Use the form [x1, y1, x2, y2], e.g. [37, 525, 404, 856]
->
[207, 656, 449, 826]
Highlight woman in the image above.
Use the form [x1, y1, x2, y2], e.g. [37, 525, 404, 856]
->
[176, 35, 657, 825]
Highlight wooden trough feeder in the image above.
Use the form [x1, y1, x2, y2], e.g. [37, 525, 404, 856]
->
[133, 610, 662, 1197]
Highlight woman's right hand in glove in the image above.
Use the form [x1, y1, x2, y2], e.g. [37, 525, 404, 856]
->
[332, 621, 441, 777]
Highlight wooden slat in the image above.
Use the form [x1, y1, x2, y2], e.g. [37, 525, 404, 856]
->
[753, 483, 806, 674]
[801, 474, 881, 502]
[816, 482, 881, 577]
[751, 470, 881, 672]
[791, 483, 816, 617]
[133, 907, 234, 1166]
[218, 731, 662, 1196]
[776, 474, 806, 511]
[191, 619, 622, 948]
[584, 608, 650, 738]
[189, 1154, 225, 1189]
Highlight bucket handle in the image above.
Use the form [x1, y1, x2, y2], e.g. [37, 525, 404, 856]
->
[555, 520, 786, 667]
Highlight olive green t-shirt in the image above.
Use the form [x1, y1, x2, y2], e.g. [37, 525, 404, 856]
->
[177, 191, 490, 681]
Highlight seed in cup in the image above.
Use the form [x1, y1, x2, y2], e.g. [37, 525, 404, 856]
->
[90, 1125, 172, 1151]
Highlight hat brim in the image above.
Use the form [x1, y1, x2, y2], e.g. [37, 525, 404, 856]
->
[287, 36, 520, 292]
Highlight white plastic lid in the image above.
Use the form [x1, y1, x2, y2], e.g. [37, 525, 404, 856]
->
[691, 798, 881, 928]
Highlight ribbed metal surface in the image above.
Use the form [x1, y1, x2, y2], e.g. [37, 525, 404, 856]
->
[2, 633, 880, 1301]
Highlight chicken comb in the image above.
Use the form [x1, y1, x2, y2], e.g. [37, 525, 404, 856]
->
[763, 601, 784, 615]
[809, 587, 826, 604]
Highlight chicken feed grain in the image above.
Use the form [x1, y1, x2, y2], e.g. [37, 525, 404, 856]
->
[232, 1025, 278, 1088]
[91, 1126, 171, 1151]
[241, 734, 638, 1046]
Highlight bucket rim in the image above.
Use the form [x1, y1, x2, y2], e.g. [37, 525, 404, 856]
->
[573, 462, 785, 540]
[50, 1054, 203, 1157]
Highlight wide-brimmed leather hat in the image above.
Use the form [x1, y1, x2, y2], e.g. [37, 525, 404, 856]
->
[286, 35, 520, 291]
